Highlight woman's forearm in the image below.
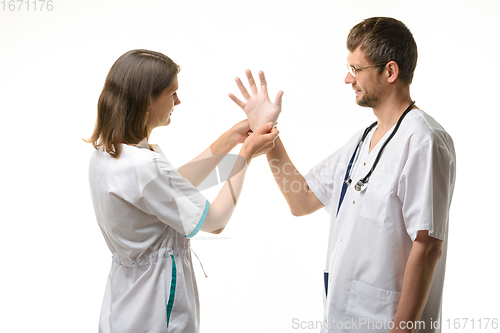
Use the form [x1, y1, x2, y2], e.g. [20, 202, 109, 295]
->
[177, 130, 237, 187]
[200, 146, 251, 233]
[195, 122, 277, 233]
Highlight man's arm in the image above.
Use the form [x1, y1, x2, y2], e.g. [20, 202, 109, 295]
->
[391, 230, 443, 332]
[228, 69, 324, 216]
[266, 137, 324, 216]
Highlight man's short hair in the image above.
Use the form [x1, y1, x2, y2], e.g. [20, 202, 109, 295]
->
[347, 17, 418, 86]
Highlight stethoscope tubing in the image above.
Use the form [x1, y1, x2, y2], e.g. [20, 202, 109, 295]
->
[345, 101, 416, 191]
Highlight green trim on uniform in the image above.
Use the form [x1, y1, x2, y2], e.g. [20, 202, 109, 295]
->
[166, 254, 177, 327]
[185, 199, 210, 238]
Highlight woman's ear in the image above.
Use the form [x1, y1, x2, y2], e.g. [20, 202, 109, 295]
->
[386, 61, 400, 83]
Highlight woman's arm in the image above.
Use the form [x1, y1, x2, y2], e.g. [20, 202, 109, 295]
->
[177, 120, 251, 187]
[200, 122, 279, 234]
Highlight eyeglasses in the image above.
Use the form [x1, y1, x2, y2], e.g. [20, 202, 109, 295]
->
[347, 63, 388, 77]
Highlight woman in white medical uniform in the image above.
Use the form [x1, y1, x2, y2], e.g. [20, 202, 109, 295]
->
[86, 49, 280, 333]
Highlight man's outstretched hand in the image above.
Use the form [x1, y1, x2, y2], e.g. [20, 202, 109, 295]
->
[229, 69, 283, 131]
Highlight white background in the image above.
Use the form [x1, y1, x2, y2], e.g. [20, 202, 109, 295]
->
[1, 0, 499, 332]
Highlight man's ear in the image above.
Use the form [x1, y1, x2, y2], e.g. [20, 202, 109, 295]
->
[386, 61, 400, 83]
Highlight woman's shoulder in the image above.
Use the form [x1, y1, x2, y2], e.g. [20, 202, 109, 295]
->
[90, 140, 176, 180]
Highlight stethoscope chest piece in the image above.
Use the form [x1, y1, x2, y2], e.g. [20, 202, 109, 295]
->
[354, 179, 368, 192]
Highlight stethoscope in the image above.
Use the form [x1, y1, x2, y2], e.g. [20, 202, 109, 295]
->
[344, 101, 416, 192]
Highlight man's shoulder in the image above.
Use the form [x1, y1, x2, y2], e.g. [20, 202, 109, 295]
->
[403, 109, 455, 153]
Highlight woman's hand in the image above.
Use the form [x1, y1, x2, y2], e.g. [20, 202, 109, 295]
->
[228, 119, 252, 145]
[229, 70, 284, 131]
[241, 122, 279, 162]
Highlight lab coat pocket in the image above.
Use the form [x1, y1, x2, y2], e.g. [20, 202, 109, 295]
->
[359, 172, 394, 222]
[343, 280, 400, 333]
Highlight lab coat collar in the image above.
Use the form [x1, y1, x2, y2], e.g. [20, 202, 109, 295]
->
[135, 137, 165, 156]
[136, 138, 150, 150]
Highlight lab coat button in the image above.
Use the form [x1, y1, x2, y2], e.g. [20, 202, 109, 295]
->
[353, 200, 355, 204]
[364, 162, 366, 166]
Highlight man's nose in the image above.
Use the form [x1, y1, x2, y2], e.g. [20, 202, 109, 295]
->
[345, 72, 355, 84]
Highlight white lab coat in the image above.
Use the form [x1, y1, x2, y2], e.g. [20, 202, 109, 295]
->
[88, 139, 209, 333]
[304, 109, 456, 333]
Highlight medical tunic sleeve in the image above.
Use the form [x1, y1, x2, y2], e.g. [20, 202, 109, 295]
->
[304, 149, 343, 213]
[304, 131, 363, 214]
[135, 153, 209, 238]
[397, 139, 456, 241]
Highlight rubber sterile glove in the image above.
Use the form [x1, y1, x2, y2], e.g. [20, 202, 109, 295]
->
[244, 103, 280, 131]
[229, 69, 284, 131]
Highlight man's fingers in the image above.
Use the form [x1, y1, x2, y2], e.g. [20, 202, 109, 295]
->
[245, 69, 259, 95]
[228, 93, 245, 109]
[274, 90, 284, 107]
[258, 70, 268, 95]
[235, 77, 251, 100]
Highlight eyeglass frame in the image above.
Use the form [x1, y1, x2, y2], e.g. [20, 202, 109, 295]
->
[347, 62, 389, 77]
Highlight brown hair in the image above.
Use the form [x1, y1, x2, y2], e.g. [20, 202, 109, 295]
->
[85, 49, 180, 158]
[347, 17, 417, 86]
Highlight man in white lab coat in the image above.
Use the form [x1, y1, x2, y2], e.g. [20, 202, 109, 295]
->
[230, 17, 456, 333]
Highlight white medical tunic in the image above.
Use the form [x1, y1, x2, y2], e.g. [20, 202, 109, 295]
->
[88, 140, 209, 333]
[304, 109, 456, 333]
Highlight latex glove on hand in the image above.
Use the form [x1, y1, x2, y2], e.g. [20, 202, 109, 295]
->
[229, 69, 284, 131]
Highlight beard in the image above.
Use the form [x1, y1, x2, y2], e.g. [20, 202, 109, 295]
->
[357, 94, 379, 107]
[355, 87, 380, 108]
[354, 75, 383, 108]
